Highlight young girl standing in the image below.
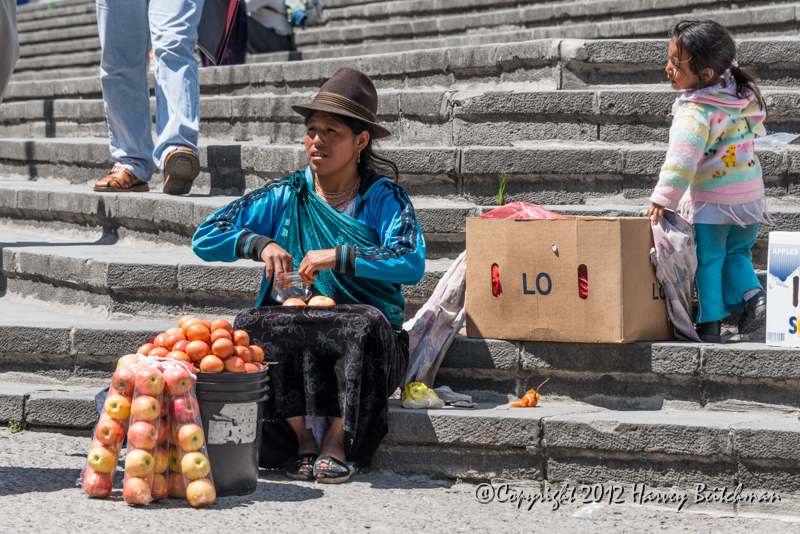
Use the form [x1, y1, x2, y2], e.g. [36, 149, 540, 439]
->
[648, 20, 769, 343]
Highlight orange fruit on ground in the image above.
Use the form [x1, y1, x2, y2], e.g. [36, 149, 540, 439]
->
[224, 356, 246, 373]
[199, 355, 224, 373]
[186, 324, 211, 343]
[244, 363, 260, 373]
[211, 319, 233, 334]
[232, 330, 250, 347]
[211, 338, 235, 359]
[185, 340, 210, 362]
[181, 318, 203, 336]
[210, 329, 232, 344]
[234, 346, 252, 363]
[166, 327, 182, 336]
[248, 345, 264, 363]
[138, 343, 155, 355]
[178, 315, 196, 328]
[201, 320, 213, 330]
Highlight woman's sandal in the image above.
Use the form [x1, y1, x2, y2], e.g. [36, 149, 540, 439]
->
[313, 455, 352, 484]
[93, 167, 150, 193]
[285, 453, 318, 481]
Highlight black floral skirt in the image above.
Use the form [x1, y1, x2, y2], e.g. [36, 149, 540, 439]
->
[233, 304, 409, 466]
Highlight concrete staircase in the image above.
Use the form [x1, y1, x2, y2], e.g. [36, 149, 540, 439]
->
[2, 0, 800, 511]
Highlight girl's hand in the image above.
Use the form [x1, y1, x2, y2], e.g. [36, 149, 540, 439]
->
[260, 242, 294, 282]
[648, 203, 666, 224]
[298, 249, 336, 285]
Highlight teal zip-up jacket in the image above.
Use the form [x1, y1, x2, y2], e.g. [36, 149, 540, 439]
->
[192, 167, 426, 305]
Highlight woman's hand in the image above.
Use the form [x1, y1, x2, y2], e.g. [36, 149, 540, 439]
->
[298, 249, 336, 285]
[648, 202, 666, 224]
[260, 242, 294, 282]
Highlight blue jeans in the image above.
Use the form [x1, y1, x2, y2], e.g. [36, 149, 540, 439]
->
[695, 223, 761, 323]
[96, 0, 204, 182]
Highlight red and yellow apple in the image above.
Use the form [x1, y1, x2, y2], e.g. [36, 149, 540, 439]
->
[123, 477, 151, 505]
[87, 446, 117, 474]
[156, 417, 169, 445]
[152, 445, 168, 474]
[186, 478, 216, 507]
[151, 473, 167, 501]
[111, 366, 137, 396]
[135, 367, 164, 396]
[131, 395, 161, 422]
[308, 295, 336, 307]
[170, 395, 200, 424]
[82, 467, 113, 498]
[164, 365, 195, 396]
[177, 423, 205, 452]
[127, 421, 158, 450]
[95, 417, 125, 447]
[181, 452, 211, 480]
[124, 448, 155, 478]
[167, 472, 186, 498]
[167, 447, 181, 473]
[104, 394, 132, 421]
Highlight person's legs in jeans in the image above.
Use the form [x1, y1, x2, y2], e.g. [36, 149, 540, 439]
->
[96, 0, 155, 182]
[148, 0, 205, 170]
[721, 223, 760, 312]
[694, 224, 731, 324]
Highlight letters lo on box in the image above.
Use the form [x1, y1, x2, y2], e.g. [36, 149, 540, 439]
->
[465, 217, 672, 343]
[766, 231, 800, 347]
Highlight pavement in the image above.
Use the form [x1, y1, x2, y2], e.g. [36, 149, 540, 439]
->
[2, 427, 800, 534]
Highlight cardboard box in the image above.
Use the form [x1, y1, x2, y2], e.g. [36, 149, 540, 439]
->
[465, 217, 672, 343]
[766, 232, 800, 347]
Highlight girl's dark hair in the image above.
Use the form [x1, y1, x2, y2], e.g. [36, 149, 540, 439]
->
[671, 20, 766, 111]
[304, 110, 400, 182]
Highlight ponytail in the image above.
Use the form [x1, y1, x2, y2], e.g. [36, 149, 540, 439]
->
[730, 66, 767, 112]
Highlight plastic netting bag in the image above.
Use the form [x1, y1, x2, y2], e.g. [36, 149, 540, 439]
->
[401, 382, 443, 409]
[479, 202, 572, 220]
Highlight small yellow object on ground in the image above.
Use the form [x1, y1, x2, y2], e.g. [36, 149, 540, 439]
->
[402, 382, 443, 409]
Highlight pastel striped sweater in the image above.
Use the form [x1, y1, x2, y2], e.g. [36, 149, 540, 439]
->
[650, 82, 767, 212]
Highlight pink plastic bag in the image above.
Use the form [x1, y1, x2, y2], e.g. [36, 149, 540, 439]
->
[480, 202, 572, 220]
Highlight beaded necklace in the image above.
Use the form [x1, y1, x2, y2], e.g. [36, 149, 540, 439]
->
[314, 175, 360, 212]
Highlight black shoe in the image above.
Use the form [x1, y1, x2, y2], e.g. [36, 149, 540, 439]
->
[696, 321, 721, 343]
[285, 453, 318, 481]
[738, 289, 766, 334]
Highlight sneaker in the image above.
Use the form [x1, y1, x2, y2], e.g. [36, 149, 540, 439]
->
[738, 289, 766, 334]
[696, 321, 721, 343]
[162, 147, 200, 196]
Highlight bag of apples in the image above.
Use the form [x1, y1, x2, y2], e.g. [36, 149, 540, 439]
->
[121, 357, 217, 507]
[79, 355, 142, 498]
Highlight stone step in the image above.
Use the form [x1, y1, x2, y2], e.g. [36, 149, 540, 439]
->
[377, 400, 800, 495]
[9, 37, 800, 101]
[0, 225, 450, 320]
[15, 1, 94, 24]
[0, 179, 478, 258]
[13, 50, 101, 74]
[294, 0, 799, 49]
[18, 36, 100, 59]
[3, 377, 798, 497]
[5, 88, 800, 147]
[0, 300, 796, 410]
[16, 11, 97, 36]
[3, 136, 800, 206]
[16, 20, 98, 48]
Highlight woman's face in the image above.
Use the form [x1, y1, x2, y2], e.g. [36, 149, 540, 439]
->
[304, 111, 369, 180]
[666, 38, 701, 91]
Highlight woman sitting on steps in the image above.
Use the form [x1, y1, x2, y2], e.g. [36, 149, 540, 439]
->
[192, 68, 426, 483]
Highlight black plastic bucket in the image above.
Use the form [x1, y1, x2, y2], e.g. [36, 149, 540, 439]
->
[195, 369, 269, 497]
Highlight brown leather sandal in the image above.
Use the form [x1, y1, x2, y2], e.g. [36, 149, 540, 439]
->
[163, 147, 200, 196]
[93, 167, 150, 193]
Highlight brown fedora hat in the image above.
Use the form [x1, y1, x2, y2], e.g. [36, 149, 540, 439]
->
[291, 67, 392, 139]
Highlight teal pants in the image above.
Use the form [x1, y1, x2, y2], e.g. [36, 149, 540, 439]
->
[694, 223, 760, 323]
